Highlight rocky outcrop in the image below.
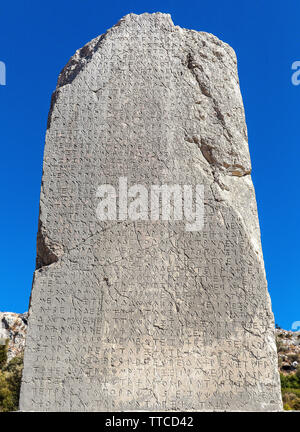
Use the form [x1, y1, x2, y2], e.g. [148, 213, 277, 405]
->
[276, 328, 300, 373]
[0, 312, 28, 361]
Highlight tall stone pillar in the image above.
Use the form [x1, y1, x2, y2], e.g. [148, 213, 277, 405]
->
[20, 13, 282, 411]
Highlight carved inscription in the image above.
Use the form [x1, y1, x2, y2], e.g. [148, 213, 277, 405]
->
[20, 13, 282, 411]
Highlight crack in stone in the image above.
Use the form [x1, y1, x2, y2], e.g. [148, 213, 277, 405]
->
[185, 53, 251, 179]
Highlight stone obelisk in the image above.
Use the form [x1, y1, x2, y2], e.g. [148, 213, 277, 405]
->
[20, 13, 282, 411]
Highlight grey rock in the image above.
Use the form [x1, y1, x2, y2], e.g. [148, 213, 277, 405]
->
[20, 13, 282, 411]
[0, 312, 27, 361]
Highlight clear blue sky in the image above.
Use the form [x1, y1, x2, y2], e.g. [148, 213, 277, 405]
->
[0, 0, 299, 330]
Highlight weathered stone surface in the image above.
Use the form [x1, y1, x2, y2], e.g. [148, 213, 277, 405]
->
[20, 13, 282, 411]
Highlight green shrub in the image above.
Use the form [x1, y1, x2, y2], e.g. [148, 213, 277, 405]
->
[282, 387, 300, 397]
[291, 398, 300, 410]
[282, 390, 300, 411]
[280, 373, 300, 390]
[0, 345, 23, 412]
[281, 372, 300, 411]
[0, 340, 8, 369]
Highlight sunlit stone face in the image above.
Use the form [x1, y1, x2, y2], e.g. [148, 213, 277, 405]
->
[19, 13, 282, 412]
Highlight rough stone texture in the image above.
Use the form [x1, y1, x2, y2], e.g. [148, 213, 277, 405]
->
[20, 13, 282, 411]
[0, 312, 28, 361]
